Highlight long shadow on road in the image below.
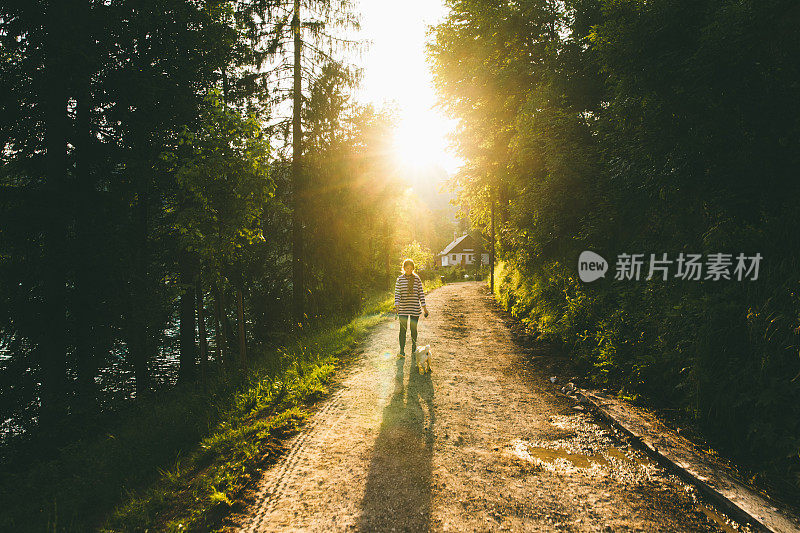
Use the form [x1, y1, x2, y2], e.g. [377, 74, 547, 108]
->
[357, 355, 436, 532]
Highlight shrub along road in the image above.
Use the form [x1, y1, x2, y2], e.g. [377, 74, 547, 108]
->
[231, 282, 748, 532]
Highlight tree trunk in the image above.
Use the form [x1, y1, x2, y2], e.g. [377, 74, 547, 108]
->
[498, 182, 509, 225]
[196, 270, 208, 383]
[490, 189, 495, 293]
[178, 251, 198, 383]
[237, 287, 247, 372]
[291, 0, 305, 326]
[39, 0, 70, 430]
[384, 219, 392, 290]
[215, 285, 228, 369]
[129, 183, 151, 399]
[221, 68, 229, 104]
[74, 0, 97, 413]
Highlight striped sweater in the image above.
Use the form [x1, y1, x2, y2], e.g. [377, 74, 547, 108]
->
[394, 274, 426, 316]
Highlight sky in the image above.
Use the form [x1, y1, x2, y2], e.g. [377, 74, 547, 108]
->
[351, 0, 461, 177]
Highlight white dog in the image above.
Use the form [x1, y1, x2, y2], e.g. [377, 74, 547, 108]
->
[415, 345, 432, 374]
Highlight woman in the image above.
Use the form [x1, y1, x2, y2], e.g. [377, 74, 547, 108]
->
[394, 258, 429, 357]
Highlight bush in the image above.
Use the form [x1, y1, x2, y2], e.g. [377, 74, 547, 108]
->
[437, 264, 488, 283]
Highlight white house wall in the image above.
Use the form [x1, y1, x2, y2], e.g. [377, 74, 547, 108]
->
[440, 253, 488, 266]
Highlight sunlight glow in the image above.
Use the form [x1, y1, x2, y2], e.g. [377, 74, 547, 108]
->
[393, 114, 447, 170]
[353, 0, 462, 177]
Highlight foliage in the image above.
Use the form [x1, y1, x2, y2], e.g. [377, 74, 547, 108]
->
[171, 91, 273, 252]
[400, 241, 434, 272]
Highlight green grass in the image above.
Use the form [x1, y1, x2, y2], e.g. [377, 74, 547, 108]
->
[0, 279, 442, 532]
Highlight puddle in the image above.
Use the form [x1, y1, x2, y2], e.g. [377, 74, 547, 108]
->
[508, 438, 655, 474]
[510, 439, 611, 470]
[547, 414, 654, 468]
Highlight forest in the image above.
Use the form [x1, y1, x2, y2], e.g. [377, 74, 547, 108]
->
[1, 0, 799, 530]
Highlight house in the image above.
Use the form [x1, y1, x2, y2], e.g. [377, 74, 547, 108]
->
[437, 233, 489, 267]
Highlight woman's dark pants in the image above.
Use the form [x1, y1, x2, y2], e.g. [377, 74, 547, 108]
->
[398, 314, 419, 354]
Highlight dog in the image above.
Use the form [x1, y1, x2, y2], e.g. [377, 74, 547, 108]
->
[415, 345, 432, 374]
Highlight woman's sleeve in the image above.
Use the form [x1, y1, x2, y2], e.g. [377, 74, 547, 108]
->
[394, 277, 400, 307]
[417, 277, 426, 307]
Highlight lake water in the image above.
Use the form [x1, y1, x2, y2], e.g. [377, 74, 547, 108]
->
[0, 322, 222, 452]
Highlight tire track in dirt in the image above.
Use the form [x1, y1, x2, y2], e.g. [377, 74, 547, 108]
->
[233, 282, 748, 532]
[242, 389, 350, 531]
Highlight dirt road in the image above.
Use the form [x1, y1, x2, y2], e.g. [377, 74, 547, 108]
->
[235, 282, 747, 532]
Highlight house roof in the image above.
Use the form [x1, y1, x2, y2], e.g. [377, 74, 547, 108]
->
[439, 234, 469, 256]
[439, 234, 485, 256]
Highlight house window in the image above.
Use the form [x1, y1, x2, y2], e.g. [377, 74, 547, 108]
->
[452, 254, 456, 261]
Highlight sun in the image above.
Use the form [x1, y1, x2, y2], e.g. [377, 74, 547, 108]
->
[393, 115, 440, 169]
[391, 109, 461, 174]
